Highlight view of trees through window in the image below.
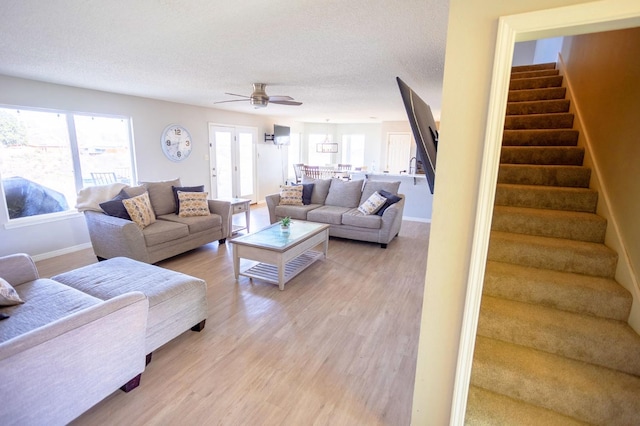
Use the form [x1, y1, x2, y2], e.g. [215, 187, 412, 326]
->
[0, 107, 134, 220]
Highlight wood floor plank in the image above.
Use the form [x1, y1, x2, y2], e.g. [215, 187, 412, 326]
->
[36, 204, 430, 426]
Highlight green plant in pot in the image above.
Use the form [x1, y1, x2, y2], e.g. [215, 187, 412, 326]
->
[280, 216, 291, 231]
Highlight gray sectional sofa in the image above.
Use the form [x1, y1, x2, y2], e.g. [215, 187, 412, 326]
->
[77, 178, 231, 264]
[266, 177, 405, 248]
[0, 253, 148, 425]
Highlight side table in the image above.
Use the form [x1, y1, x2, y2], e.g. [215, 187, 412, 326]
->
[216, 198, 251, 237]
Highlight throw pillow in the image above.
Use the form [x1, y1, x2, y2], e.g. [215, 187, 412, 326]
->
[172, 185, 205, 214]
[302, 177, 331, 204]
[177, 191, 210, 217]
[140, 178, 181, 216]
[376, 189, 402, 216]
[279, 185, 303, 206]
[99, 188, 131, 220]
[324, 178, 364, 208]
[358, 191, 387, 215]
[122, 192, 156, 228]
[359, 180, 401, 206]
[0, 277, 24, 306]
[297, 183, 314, 205]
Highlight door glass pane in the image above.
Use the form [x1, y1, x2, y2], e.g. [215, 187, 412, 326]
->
[0, 108, 73, 219]
[215, 131, 233, 199]
[74, 115, 134, 186]
[238, 132, 254, 197]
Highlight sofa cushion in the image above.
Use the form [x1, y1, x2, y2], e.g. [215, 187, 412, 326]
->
[307, 205, 352, 225]
[141, 219, 189, 247]
[358, 191, 387, 215]
[123, 185, 147, 198]
[158, 213, 222, 234]
[341, 209, 383, 229]
[275, 204, 321, 221]
[172, 185, 204, 214]
[141, 178, 181, 215]
[377, 190, 403, 216]
[99, 188, 131, 220]
[359, 180, 401, 205]
[177, 191, 210, 217]
[0, 277, 24, 306]
[279, 185, 303, 206]
[324, 178, 364, 208]
[122, 192, 156, 228]
[0, 278, 101, 343]
[302, 177, 331, 204]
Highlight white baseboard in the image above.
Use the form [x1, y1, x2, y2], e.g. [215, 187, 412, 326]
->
[31, 243, 93, 262]
[403, 216, 431, 223]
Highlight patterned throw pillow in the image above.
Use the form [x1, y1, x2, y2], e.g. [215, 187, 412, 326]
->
[0, 277, 24, 306]
[177, 191, 210, 217]
[122, 192, 156, 228]
[358, 191, 387, 215]
[279, 185, 303, 206]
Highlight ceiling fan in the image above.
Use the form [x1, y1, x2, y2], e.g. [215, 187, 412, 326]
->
[214, 83, 302, 108]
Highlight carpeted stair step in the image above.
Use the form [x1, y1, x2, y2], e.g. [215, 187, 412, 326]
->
[495, 183, 598, 212]
[488, 231, 617, 277]
[501, 146, 584, 165]
[510, 69, 560, 80]
[498, 164, 590, 187]
[471, 336, 640, 425]
[506, 99, 570, 115]
[491, 206, 606, 242]
[478, 296, 640, 375]
[511, 63, 557, 73]
[508, 87, 566, 102]
[502, 129, 579, 146]
[509, 75, 563, 90]
[504, 113, 574, 130]
[483, 261, 632, 320]
[465, 386, 588, 426]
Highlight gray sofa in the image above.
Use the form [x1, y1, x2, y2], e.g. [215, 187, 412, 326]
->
[77, 178, 231, 264]
[0, 254, 148, 425]
[266, 177, 405, 248]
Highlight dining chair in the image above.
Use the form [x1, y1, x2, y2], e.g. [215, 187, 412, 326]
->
[91, 172, 117, 185]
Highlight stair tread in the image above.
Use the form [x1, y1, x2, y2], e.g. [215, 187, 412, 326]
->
[472, 336, 640, 425]
[502, 129, 579, 146]
[495, 183, 598, 213]
[466, 386, 589, 426]
[484, 260, 631, 320]
[501, 146, 584, 166]
[508, 87, 566, 102]
[479, 295, 640, 375]
[504, 113, 574, 130]
[506, 99, 570, 115]
[498, 164, 591, 188]
[511, 63, 557, 73]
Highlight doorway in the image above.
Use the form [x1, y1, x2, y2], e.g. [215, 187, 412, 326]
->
[208, 124, 257, 201]
[386, 133, 411, 174]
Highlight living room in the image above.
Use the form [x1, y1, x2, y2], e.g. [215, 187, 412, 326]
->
[2, 1, 639, 425]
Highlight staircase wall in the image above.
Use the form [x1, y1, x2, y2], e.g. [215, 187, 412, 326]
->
[559, 28, 640, 332]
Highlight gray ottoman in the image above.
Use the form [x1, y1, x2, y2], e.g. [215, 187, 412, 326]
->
[53, 257, 207, 361]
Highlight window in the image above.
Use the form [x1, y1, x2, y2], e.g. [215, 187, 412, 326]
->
[0, 106, 135, 221]
[341, 134, 365, 168]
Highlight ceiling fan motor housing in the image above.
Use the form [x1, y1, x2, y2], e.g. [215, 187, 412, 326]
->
[251, 83, 269, 108]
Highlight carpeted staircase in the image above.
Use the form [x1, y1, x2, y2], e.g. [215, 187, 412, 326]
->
[465, 63, 640, 425]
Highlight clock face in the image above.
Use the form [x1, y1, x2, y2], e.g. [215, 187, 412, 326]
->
[161, 124, 192, 162]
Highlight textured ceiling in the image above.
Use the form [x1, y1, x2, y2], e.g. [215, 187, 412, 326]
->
[0, 0, 449, 123]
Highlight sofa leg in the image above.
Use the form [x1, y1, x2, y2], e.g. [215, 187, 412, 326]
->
[219, 238, 226, 244]
[120, 374, 141, 393]
[97, 256, 107, 262]
[145, 353, 153, 366]
[191, 319, 206, 332]
[380, 243, 388, 249]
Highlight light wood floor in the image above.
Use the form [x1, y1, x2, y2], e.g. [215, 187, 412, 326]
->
[38, 204, 430, 425]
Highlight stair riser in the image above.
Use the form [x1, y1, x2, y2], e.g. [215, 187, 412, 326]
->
[511, 69, 560, 79]
[491, 210, 605, 243]
[510, 75, 564, 90]
[484, 262, 632, 320]
[495, 185, 598, 212]
[488, 237, 617, 277]
[505, 113, 574, 130]
[511, 63, 557, 73]
[498, 165, 591, 188]
[502, 129, 578, 146]
[507, 100, 570, 115]
[508, 87, 566, 102]
[501, 147, 584, 166]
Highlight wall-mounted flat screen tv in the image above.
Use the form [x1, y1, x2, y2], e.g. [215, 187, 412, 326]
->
[273, 124, 291, 145]
[396, 77, 438, 194]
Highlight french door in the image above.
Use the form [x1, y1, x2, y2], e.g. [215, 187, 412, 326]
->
[208, 124, 256, 201]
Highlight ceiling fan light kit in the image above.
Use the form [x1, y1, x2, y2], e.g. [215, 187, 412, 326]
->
[215, 83, 302, 109]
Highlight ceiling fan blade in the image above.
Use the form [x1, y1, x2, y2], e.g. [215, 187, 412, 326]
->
[213, 99, 250, 104]
[224, 92, 251, 98]
[268, 95, 293, 102]
[270, 100, 303, 106]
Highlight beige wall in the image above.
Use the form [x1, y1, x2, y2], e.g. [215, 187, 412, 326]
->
[411, 0, 597, 424]
[563, 27, 640, 293]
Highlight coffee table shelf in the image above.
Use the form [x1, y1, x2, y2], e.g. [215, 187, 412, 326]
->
[240, 250, 324, 286]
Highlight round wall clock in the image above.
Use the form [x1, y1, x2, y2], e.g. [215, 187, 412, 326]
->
[161, 124, 193, 162]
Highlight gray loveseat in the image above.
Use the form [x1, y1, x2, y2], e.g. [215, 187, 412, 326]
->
[266, 177, 404, 248]
[77, 178, 231, 264]
[0, 254, 148, 425]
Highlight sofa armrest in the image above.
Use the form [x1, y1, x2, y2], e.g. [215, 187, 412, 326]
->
[0, 291, 149, 425]
[378, 194, 405, 243]
[84, 211, 150, 262]
[265, 193, 281, 224]
[207, 199, 232, 238]
[0, 253, 39, 286]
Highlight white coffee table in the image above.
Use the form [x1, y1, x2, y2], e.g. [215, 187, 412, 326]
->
[230, 221, 329, 290]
